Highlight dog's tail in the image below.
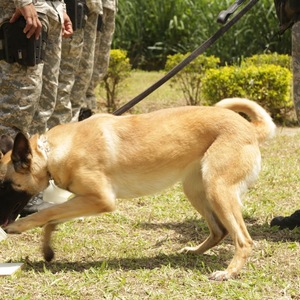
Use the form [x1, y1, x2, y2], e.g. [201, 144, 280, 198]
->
[215, 98, 276, 143]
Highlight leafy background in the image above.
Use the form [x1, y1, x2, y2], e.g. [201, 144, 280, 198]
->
[113, 0, 291, 69]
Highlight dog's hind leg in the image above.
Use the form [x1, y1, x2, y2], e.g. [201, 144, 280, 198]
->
[204, 186, 253, 281]
[198, 144, 259, 280]
[180, 151, 255, 280]
[42, 223, 58, 262]
[180, 168, 228, 255]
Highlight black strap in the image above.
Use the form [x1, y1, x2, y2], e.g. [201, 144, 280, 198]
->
[113, 0, 259, 116]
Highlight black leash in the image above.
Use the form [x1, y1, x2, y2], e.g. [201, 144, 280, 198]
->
[113, 0, 259, 116]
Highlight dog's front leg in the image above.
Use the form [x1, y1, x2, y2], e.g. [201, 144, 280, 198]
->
[5, 194, 116, 234]
[42, 223, 58, 262]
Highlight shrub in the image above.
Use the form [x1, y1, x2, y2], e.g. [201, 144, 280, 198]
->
[202, 63, 292, 123]
[242, 53, 292, 70]
[102, 49, 131, 112]
[165, 53, 220, 105]
[201, 66, 245, 102]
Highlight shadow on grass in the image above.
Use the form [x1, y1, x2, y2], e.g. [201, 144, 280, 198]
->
[245, 217, 300, 243]
[23, 251, 226, 275]
[22, 218, 227, 275]
[20, 217, 299, 274]
[138, 217, 300, 244]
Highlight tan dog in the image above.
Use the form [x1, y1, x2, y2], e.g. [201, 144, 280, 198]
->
[0, 98, 276, 280]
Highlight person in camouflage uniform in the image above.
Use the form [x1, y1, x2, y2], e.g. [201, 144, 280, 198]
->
[0, 0, 73, 215]
[0, 0, 72, 137]
[50, 0, 116, 124]
[69, 0, 103, 116]
[49, 0, 103, 127]
[271, 0, 300, 230]
[292, 21, 300, 121]
[29, 4, 74, 134]
[0, 2, 46, 137]
[86, 0, 117, 110]
[47, 22, 85, 128]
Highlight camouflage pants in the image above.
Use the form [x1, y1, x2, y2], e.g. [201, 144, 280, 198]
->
[70, 12, 99, 115]
[29, 18, 63, 135]
[48, 29, 85, 128]
[292, 21, 300, 123]
[86, 7, 116, 110]
[0, 7, 46, 138]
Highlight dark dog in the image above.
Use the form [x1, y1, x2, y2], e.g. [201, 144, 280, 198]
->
[0, 98, 276, 280]
[0, 134, 32, 225]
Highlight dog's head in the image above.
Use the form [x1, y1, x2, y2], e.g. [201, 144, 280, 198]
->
[0, 133, 49, 226]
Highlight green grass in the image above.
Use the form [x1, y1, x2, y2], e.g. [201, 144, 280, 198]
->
[96, 69, 186, 113]
[1, 71, 300, 299]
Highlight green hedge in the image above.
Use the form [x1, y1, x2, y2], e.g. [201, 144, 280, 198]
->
[241, 53, 292, 70]
[202, 63, 292, 122]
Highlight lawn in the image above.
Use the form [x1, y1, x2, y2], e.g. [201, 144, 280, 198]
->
[1, 71, 300, 299]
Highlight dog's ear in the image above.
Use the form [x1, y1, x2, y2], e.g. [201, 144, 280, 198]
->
[11, 132, 32, 173]
[78, 107, 94, 121]
[0, 134, 14, 156]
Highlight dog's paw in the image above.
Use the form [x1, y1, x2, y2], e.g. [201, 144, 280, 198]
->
[43, 246, 55, 262]
[5, 220, 28, 234]
[178, 245, 201, 254]
[209, 270, 231, 281]
[4, 225, 22, 234]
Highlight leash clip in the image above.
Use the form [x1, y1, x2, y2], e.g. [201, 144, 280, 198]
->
[217, 0, 247, 24]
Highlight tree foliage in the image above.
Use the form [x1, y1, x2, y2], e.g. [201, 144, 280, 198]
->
[113, 0, 291, 70]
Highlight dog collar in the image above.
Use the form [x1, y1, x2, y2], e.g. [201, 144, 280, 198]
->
[37, 135, 53, 181]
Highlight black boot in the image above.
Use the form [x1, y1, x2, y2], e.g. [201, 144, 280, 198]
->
[19, 192, 54, 217]
[270, 210, 300, 230]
